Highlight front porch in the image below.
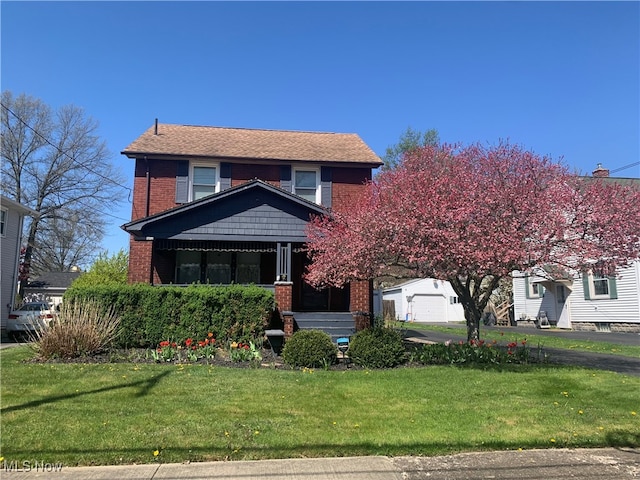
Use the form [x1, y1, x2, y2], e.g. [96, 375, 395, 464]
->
[122, 180, 373, 338]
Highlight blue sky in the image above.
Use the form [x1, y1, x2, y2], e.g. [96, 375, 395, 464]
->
[2, 1, 639, 256]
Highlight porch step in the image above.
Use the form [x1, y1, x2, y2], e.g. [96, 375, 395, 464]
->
[293, 312, 355, 342]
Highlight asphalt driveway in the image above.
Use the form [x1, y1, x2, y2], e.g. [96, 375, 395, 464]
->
[403, 323, 640, 377]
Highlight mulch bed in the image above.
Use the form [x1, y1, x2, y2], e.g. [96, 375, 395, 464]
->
[24, 347, 364, 370]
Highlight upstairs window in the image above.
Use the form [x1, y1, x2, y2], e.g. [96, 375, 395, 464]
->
[191, 164, 218, 201]
[293, 169, 320, 203]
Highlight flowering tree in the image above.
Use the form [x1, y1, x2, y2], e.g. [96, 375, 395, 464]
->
[306, 142, 640, 341]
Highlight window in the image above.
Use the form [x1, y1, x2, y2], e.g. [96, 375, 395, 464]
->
[449, 296, 459, 305]
[175, 251, 266, 285]
[592, 276, 609, 296]
[293, 169, 320, 203]
[236, 252, 260, 284]
[176, 251, 201, 284]
[583, 271, 618, 300]
[0, 207, 6, 236]
[191, 164, 218, 200]
[206, 252, 232, 284]
[525, 276, 543, 299]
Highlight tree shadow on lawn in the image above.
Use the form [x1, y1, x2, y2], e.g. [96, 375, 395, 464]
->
[0, 370, 172, 414]
[5, 434, 639, 467]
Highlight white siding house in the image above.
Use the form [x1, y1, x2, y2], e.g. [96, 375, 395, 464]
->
[23, 271, 83, 310]
[513, 262, 640, 332]
[1, 195, 39, 332]
[383, 278, 465, 323]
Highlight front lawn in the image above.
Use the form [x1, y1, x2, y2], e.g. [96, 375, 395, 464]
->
[1, 346, 638, 467]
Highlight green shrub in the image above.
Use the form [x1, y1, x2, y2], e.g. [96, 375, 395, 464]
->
[31, 299, 121, 359]
[416, 340, 534, 366]
[64, 284, 275, 348]
[347, 327, 406, 368]
[282, 330, 337, 368]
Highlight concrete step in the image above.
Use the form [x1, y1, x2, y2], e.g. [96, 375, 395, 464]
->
[293, 312, 355, 342]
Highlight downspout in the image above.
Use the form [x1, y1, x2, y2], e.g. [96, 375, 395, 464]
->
[145, 155, 154, 285]
[144, 155, 150, 218]
[10, 214, 26, 310]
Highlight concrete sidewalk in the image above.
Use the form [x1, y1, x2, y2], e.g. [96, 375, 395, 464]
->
[4, 448, 639, 479]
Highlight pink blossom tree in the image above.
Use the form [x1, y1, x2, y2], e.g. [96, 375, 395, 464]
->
[306, 142, 640, 341]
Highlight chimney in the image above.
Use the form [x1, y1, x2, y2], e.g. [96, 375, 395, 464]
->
[154, 118, 158, 135]
[592, 163, 609, 177]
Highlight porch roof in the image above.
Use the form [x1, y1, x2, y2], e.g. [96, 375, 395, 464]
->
[121, 179, 328, 243]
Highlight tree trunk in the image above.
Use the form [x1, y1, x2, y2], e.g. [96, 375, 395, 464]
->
[449, 273, 503, 342]
[463, 303, 481, 342]
[17, 219, 38, 301]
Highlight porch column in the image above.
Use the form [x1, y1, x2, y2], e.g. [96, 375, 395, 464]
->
[275, 281, 294, 338]
[276, 242, 291, 281]
[128, 239, 154, 284]
[350, 280, 373, 331]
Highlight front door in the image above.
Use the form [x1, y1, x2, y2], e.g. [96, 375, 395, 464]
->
[300, 282, 330, 311]
[554, 284, 571, 329]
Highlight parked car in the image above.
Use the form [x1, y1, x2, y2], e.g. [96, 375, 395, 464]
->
[7, 302, 54, 337]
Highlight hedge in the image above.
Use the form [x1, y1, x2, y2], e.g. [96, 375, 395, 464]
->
[64, 284, 275, 348]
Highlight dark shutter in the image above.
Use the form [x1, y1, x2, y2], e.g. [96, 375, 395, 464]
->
[280, 165, 292, 192]
[608, 277, 618, 300]
[220, 162, 232, 191]
[582, 274, 591, 300]
[320, 166, 332, 208]
[175, 160, 189, 203]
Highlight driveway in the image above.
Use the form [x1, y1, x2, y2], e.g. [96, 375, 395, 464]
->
[403, 323, 640, 377]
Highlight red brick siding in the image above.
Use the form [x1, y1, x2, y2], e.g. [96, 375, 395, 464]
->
[332, 167, 372, 211]
[274, 282, 293, 312]
[128, 239, 153, 284]
[131, 159, 181, 221]
[127, 158, 375, 287]
[231, 164, 280, 187]
[350, 280, 371, 313]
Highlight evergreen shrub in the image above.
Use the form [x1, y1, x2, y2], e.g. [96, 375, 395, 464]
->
[64, 284, 274, 348]
[348, 327, 406, 368]
[282, 330, 337, 368]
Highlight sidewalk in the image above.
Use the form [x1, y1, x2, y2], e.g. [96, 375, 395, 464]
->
[4, 448, 639, 479]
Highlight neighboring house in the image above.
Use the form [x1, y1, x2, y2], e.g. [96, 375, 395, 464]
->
[513, 166, 640, 333]
[383, 278, 465, 323]
[23, 270, 83, 310]
[0, 195, 39, 332]
[121, 122, 382, 337]
[513, 261, 640, 332]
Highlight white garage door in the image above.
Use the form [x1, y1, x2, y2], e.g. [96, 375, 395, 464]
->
[412, 294, 447, 322]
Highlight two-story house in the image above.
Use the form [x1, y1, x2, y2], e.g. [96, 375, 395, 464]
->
[121, 122, 382, 337]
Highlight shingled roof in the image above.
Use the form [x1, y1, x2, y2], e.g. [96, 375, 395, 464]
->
[122, 123, 382, 166]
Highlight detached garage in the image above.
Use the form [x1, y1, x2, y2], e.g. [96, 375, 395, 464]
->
[383, 278, 465, 323]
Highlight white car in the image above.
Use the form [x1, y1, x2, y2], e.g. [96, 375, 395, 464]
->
[7, 302, 54, 337]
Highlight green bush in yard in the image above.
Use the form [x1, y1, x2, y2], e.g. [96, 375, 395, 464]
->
[348, 327, 406, 368]
[64, 284, 275, 348]
[282, 330, 338, 368]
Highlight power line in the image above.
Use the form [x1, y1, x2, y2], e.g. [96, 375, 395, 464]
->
[610, 161, 640, 175]
[1, 101, 132, 198]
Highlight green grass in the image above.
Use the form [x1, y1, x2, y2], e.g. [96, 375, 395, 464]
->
[395, 323, 640, 358]
[1, 346, 638, 467]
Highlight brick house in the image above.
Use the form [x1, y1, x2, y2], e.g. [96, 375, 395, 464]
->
[121, 122, 382, 337]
